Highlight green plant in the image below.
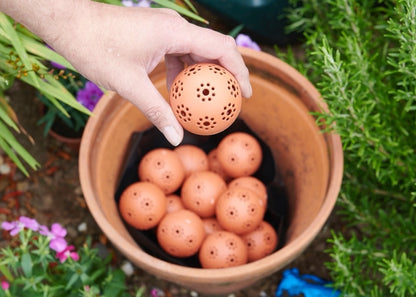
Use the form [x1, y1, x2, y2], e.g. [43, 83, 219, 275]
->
[36, 68, 99, 137]
[0, 216, 144, 297]
[279, 0, 416, 296]
[0, 0, 206, 176]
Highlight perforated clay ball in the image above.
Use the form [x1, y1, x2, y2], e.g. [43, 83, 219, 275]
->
[165, 194, 185, 214]
[119, 181, 167, 230]
[181, 170, 227, 218]
[216, 132, 263, 178]
[202, 217, 224, 236]
[228, 176, 268, 205]
[240, 220, 278, 262]
[174, 144, 209, 177]
[199, 231, 248, 269]
[138, 148, 185, 194]
[169, 63, 242, 135]
[157, 209, 205, 258]
[215, 186, 265, 235]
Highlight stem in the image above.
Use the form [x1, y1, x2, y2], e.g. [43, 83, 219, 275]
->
[344, 172, 407, 201]
[0, 264, 14, 282]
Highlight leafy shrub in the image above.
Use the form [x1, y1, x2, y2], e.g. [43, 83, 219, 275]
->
[279, 0, 416, 296]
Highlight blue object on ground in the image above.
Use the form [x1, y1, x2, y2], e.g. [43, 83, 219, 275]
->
[275, 268, 341, 297]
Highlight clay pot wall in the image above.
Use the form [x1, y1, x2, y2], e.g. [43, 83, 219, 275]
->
[79, 48, 343, 295]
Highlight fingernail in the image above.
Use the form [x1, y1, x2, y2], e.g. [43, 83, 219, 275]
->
[162, 126, 182, 146]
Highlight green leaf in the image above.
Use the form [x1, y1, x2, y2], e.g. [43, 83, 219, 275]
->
[0, 99, 19, 131]
[65, 273, 80, 290]
[228, 24, 245, 38]
[103, 270, 127, 297]
[0, 121, 40, 175]
[17, 33, 76, 72]
[183, 0, 198, 14]
[96, 0, 123, 5]
[21, 253, 33, 277]
[0, 264, 14, 282]
[0, 13, 40, 89]
[151, 0, 208, 24]
[19, 72, 91, 116]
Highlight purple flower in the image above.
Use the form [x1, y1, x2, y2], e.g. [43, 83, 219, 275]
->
[76, 81, 104, 111]
[235, 34, 261, 51]
[56, 245, 79, 263]
[39, 223, 68, 253]
[1, 216, 40, 236]
[121, 0, 151, 7]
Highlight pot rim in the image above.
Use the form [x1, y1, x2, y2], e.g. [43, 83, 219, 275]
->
[79, 47, 343, 283]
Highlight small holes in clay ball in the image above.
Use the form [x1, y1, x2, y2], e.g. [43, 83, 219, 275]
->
[199, 231, 248, 268]
[181, 170, 227, 218]
[176, 104, 192, 123]
[197, 116, 217, 130]
[216, 187, 265, 235]
[216, 132, 263, 178]
[138, 148, 185, 194]
[228, 176, 267, 205]
[184, 64, 202, 76]
[208, 65, 227, 76]
[169, 63, 242, 135]
[221, 103, 237, 121]
[118, 181, 167, 230]
[240, 221, 278, 262]
[157, 209, 205, 258]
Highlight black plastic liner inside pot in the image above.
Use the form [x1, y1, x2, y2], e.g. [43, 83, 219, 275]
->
[114, 119, 289, 268]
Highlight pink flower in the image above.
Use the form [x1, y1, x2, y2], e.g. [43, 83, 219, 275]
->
[151, 288, 163, 297]
[235, 34, 261, 51]
[56, 245, 79, 263]
[1, 281, 9, 290]
[1, 216, 40, 236]
[39, 223, 68, 253]
[49, 237, 68, 253]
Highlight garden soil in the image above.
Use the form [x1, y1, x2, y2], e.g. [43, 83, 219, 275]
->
[0, 6, 344, 296]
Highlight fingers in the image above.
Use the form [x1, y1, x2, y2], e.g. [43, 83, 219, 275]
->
[116, 70, 184, 146]
[165, 55, 184, 91]
[166, 23, 252, 98]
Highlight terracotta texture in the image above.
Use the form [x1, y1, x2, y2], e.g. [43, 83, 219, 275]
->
[48, 128, 82, 152]
[169, 63, 242, 135]
[79, 47, 343, 295]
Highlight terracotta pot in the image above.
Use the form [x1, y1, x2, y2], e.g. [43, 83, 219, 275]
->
[38, 103, 83, 152]
[48, 128, 82, 152]
[79, 47, 343, 295]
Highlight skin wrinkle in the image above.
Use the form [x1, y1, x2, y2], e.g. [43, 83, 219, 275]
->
[143, 105, 168, 125]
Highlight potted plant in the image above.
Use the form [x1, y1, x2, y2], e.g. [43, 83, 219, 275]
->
[78, 47, 344, 295]
[36, 66, 103, 152]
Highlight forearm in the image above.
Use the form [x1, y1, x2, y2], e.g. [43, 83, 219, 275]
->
[0, 0, 89, 45]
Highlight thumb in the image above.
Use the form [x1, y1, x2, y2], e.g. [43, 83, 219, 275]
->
[116, 72, 184, 146]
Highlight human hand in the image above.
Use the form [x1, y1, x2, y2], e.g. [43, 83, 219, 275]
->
[44, 2, 252, 145]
